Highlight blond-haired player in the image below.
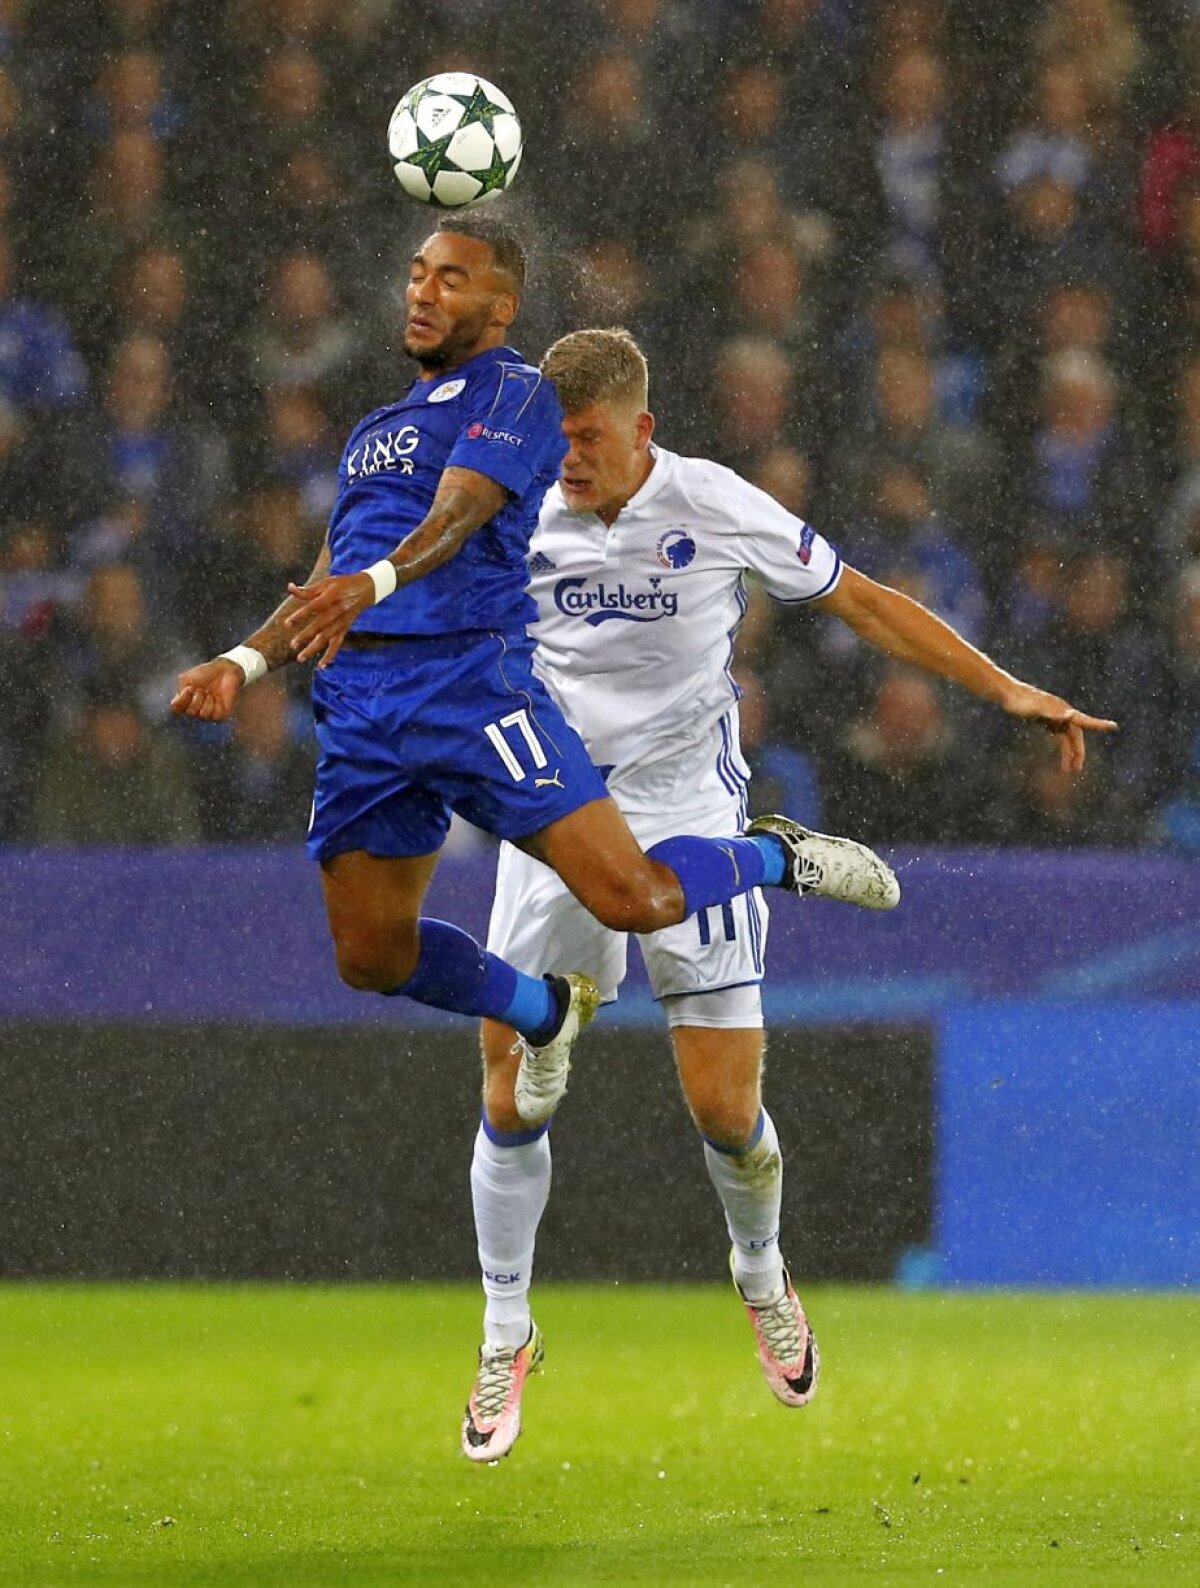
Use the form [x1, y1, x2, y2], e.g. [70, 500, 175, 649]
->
[462, 328, 1115, 1462]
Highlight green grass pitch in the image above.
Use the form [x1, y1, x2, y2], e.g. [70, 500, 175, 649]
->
[0, 1285, 1194, 1585]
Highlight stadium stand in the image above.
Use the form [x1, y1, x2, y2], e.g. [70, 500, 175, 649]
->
[0, 0, 1195, 851]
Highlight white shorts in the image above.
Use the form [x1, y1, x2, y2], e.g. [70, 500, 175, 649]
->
[486, 790, 769, 1030]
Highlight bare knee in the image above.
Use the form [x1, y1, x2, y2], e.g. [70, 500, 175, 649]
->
[532, 799, 684, 931]
[584, 862, 681, 933]
[320, 850, 436, 994]
[332, 920, 419, 992]
[673, 1025, 764, 1148]
[690, 1093, 762, 1149]
[680, 1050, 763, 1147]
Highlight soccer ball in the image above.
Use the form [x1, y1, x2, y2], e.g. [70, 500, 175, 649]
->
[387, 73, 523, 208]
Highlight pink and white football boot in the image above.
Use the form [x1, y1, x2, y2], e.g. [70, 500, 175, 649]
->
[461, 1323, 544, 1462]
[732, 1255, 820, 1408]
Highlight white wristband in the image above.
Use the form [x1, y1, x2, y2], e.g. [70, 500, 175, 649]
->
[218, 644, 268, 685]
[365, 558, 398, 604]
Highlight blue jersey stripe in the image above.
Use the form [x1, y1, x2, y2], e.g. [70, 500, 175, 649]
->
[721, 576, 748, 704]
[716, 711, 743, 798]
[746, 889, 764, 975]
[773, 550, 843, 604]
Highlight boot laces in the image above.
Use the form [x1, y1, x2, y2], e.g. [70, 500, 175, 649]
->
[755, 1291, 803, 1365]
[791, 847, 824, 892]
[472, 1344, 519, 1420]
[517, 1041, 556, 1098]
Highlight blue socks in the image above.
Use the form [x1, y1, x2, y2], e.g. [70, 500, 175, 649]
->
[385, 918, 558, 1042]
[502, 971, 560, 1042]
[385, 834, 788, 1030]
[646, 833, 786, 916]
[748, 834, 787, 887]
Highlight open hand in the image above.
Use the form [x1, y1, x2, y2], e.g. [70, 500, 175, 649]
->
[285, 572, 375, 667]
[1002, 682, 1118, 772]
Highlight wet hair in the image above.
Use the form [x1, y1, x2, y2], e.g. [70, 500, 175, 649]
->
[433, 213, 527, 292]
[540, 326, 649, 413]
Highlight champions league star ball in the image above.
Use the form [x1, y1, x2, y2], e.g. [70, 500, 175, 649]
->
[388, 72, 523, 208]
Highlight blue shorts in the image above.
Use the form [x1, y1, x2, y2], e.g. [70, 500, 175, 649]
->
[306, 630, 609, 863]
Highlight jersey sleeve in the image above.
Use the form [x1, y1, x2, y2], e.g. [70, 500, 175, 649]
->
[729, 476, 842, 603]
[446, 363, 563, 499]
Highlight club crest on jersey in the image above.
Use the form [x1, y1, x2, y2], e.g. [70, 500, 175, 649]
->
[797, 523, 816, 565]
[427, 379, 465, 403]
[554, 575, 679, 624]
[657, 529, 696, 569]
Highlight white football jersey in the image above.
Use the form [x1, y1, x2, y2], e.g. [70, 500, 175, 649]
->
[525, 445, 842, 816]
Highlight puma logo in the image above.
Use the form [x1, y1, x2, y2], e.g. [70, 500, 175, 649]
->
[535, 771, 564, 789]
[717, 843, 742, 886]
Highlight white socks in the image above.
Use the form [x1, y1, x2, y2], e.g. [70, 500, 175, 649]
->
[704, 1109, 786, 1306]
[471, 1123, 551, 1350]
[471, 1109, 786, 1341]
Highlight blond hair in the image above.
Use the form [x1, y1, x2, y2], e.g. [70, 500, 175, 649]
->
[540, 327, 649, 413]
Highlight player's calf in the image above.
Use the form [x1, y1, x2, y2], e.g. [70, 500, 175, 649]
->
[481, 1022, 530, 1134]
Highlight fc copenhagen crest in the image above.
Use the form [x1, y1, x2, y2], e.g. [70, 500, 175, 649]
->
[656, 529, 696, 570]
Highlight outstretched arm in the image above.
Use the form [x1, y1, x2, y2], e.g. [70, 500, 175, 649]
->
[171, 539, 333, 723]
[815, 566, 1118, 771]
[284, 466, 507, 666]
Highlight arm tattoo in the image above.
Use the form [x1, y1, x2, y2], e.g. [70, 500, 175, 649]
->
[246, 539, 331, 670]
[388, 467, 507, 586]
[234, 467, 503, 669]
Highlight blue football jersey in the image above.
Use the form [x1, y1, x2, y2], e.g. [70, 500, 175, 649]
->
[326, 344, 566, 637]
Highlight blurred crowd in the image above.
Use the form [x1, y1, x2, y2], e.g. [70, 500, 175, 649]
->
[1, 0, 1198, 852]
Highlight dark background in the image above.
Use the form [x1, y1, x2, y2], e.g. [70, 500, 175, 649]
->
[2, 0, 1199, 853]
[1, 1022, 932, 1282]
